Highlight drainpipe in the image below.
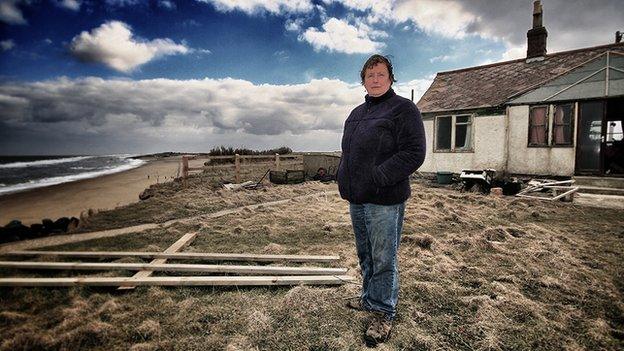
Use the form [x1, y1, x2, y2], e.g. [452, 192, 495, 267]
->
[503, 105, 511, 176]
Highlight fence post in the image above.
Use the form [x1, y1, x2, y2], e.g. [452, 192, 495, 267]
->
[275, 153, 280, 171]
[235, 154, 240, 183]
[182, 156, 189, 187]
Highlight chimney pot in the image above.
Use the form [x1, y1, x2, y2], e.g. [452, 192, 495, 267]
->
[532, 1, 543, 28]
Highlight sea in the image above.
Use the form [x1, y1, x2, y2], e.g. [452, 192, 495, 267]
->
[0, 155, 146, 196]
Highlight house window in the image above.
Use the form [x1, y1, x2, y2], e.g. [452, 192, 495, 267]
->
[552, 103, 574, 145]
[528, 103, 576, 147]
[455, 115, 472, 150]
[436, 116, 452, 150]
[528, 106, 548, 146]
[435, 114, 473, 152]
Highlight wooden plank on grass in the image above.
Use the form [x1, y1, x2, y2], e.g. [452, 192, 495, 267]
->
[118, 232, 197, 290]
[0, 275, 355, 287]
[5, 251, 340, 263]
[0, 261, 348, 275]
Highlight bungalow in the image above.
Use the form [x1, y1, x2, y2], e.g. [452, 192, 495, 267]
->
[416, 1, 624, 178]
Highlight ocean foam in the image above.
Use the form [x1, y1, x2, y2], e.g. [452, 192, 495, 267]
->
[0, 158, 146, 195]
[0, 156, 95, 169]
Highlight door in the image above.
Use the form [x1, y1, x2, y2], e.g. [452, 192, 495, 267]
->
[576, 101, 605, 175]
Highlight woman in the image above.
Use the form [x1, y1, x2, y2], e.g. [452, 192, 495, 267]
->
[337, 54, 426, 346]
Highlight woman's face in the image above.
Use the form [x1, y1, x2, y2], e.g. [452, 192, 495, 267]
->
[364, 63, 391, 97]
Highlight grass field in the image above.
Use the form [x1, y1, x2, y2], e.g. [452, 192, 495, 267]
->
[1, 178, 623, 350]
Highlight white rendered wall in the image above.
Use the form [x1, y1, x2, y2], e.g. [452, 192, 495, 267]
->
[507, 105, 576, 176]
[419, 115, 507, 174]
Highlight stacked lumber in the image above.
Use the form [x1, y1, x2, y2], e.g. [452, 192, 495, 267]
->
[515, 179, 578, 201]
[0, 250, 354, 287]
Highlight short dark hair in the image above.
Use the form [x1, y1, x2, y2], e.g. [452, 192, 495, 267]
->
[360, 54, 397, 85]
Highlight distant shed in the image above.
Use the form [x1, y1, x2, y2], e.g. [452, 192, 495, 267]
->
[300, 152, 341, 178]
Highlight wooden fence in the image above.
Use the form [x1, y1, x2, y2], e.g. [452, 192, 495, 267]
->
[182, 154, 304, 183]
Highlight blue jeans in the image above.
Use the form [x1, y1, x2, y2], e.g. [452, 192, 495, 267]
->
[350, 202, 405, 320]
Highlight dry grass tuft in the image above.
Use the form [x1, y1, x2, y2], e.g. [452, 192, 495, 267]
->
[226, 335, 259, 351]
[402, 234, 434, 249]
[0, 311, 29, 323]
[144, 244, 162, 252]
[262, 243, 283, 254]
[483, 227, 509, 242]
[0, 325, 54, 351]
[135, 319, 161, 340]
[130, 342, 159, 351]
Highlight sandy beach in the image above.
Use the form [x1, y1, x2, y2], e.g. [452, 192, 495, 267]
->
[0, 156, 201, 225]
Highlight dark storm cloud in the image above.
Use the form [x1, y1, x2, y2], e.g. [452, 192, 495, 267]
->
[459, 0, 623, 50]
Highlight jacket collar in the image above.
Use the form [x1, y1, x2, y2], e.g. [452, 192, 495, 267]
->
[365, 88, 395, 105]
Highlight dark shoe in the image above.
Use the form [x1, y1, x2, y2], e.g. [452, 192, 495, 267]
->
[346, 297, 366, 311]
[364, 312, 392, 347]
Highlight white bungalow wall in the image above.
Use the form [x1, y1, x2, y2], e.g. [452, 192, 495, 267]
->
[506, 105, 576, 176]
[419, 115, 507, 174]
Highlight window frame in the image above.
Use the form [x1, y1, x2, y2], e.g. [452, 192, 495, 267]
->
[434, 115, 453, 152]
[551, 103, 575, 147]
[433, 114, 475, 153]
[527, 105, 550, 147]
[526, 103, 576, 148]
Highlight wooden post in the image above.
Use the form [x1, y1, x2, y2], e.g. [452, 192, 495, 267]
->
[182, 156, 189, 178]
[235, 154, 241, 183]
[182, 156, 189, 187]
[275, 153, 280, 171]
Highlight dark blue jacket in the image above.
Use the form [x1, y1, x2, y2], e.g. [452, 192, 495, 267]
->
[337, 88, 426, 205]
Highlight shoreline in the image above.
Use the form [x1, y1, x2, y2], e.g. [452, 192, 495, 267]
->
[0, 157, 187, 225]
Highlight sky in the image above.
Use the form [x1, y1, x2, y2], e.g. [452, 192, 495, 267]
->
[0, 0, 622, 155]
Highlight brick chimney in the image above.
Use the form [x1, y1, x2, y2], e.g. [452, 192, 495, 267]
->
[526, 0, 547, 60]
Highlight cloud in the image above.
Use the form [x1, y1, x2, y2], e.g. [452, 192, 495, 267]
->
[273, 50, 289, 62]
[0, 0, 27, 25]
[0, 76, 362, 136]
[182, 19, 201, 27]
[68, 21, 190, 72]
[285, 18, 304, 32]
[299, 17, 386, 54]
[322, 0, 392, 23]
[323, 0, 623, 62]
[393, 0, 478, 39]
[105, 0, 142, 6]
[0, 76, 434, 153]
[158, 0, 175, 10]
[55, 0, 81, 11]
[394, 78, 434, 103]
[1, 39, 15, 51]
[394, 0, 622, 59]
[196, 0, 313, 15]
[452, 0, 623, 61]
[429, 55, 453, 63]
